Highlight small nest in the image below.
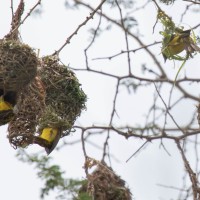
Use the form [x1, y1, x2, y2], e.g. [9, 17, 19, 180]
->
[78, 162, 132, 200]
[8, 77, 45, 148]
[38, 56, 87, 135]
[0, 39, 38, 92]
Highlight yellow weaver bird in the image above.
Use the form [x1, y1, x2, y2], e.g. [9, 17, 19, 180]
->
[162, 29, 200, 62]
[0, 90, 17, 108]
[162, 29, 191, 61]
[0, 95, 14, 125]
[0, 96, 13, 111]
[39, 127, 62, 155]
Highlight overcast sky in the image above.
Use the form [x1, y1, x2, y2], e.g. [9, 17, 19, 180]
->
[1, 1, 200, 200]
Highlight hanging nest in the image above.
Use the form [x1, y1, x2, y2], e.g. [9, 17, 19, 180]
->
[38, 55, 87, 135]
[0, 90, 16, 126]
[0, 1, 37, 93]
[0, 39, 38, 92]
[77, 161, 132, 200]
[8, 76, 45, 148]
[0, 0, 37, 126]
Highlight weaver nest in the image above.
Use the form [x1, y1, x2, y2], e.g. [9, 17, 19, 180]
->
[8, 77, 45, 148]
[77, 162, 132, 200]
[38, 56, 87, 136]
[5, 53, 86, 150]
[0, 39, 38, 92]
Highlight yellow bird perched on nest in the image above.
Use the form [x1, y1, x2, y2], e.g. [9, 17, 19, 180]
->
[0, 91, 17, 125]
[38, 127, 62, 155]
[0, 97, 14, 125]
[0, 90, 17, 108]
[0, 96, 13, 111]
[162, 29, 200, 62]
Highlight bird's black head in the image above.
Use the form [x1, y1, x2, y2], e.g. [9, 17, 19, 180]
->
[3, 91, 17, 106]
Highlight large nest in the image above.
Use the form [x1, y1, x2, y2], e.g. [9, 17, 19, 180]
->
[38, 56, 87, 135]
[8, 77, 45, 148]
[0, 39, 38, 92]
[78, 162, 132, 200]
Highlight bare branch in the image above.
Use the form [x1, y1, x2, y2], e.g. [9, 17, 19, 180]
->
[53, 0, 107, 55]
[176, 141, 200, 200]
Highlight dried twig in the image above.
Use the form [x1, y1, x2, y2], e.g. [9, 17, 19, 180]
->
[183, 0, 200, 4]
[176, 141, 200, 200]
[9, 0, 41, 36]
[53, 0, 107, 55]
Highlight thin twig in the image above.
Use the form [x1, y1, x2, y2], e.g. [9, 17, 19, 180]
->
[92, 41, 161, 60]
[10, 0, 14, 20]
[157, 183, 188, 192]
[159, 139, 172, 156]
[154, 82, 185, 134]
[81, 129, 89, 176]
[102, 80, 120, 162]
[84, 7, 102, 69]
[73, 0, 167, 77]
[9, 0, 41, 36]
[115, 0, 132, 74]
[53, 0, 107, 55]
[176, 140, 200, 200]
[21, 0, 41, 24]
[126, 141, 149, 162]
[183, 0, 200, 4]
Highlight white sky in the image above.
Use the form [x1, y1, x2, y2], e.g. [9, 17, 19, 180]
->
[0, 0, 200, 200]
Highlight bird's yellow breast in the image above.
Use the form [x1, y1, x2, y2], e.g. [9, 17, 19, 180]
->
[0, 97, 13, 111]
[166, 36, 185, 56]
[39, 127, 58, 143]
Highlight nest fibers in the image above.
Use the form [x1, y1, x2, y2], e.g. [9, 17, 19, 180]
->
[0, 39, 38, 92]
[8, 77, 45, 148]
[78, 162, 132, 200]
[38, 56, 87, 135]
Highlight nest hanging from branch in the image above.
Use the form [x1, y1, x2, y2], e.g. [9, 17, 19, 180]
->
[78, 161, 132, 200]
[8, 77, 45, 148]
[1, 2, 86, 151]
[0, 1, 39, 128]
[37, 55, 87, 136]
[0, 1, 37, 92]
[0, 39, 38, 92]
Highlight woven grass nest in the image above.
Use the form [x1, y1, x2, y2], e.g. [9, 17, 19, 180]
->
[7, 55, 86, 149]
[6, 54, 86, 149]
[78, 162, 132, 200]
[0, 39, 38, 92]
[38, 55, 87, 136]
[1, 1, 86, 150]
[8, 77, 45, 148]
